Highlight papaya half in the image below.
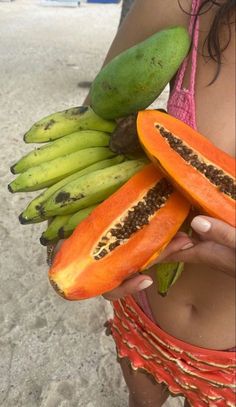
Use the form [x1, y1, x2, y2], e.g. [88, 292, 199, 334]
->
[90, 26, 190, 120]
[49, 164, 190, 300]
[137, 110, 236, 227]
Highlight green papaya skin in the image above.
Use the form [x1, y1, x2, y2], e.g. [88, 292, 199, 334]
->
[90, 26, 190, 120]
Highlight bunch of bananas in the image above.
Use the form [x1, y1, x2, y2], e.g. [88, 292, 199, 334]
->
[9, 105, 186, 297]
[9, 106, 147, 246]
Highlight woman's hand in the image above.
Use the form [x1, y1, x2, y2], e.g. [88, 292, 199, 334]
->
[103, 216, 236, 300]
[166, 216, 236, 276]
[103, 228, 193, 300]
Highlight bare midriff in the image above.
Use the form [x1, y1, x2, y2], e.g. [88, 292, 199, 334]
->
[146, 264, 235, 350]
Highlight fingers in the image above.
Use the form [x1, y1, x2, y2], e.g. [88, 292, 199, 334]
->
[156, 233, 194, 262]
[103, 274, 153, 301]
[103, 233, 193, 300]
[167, 240, 235, 275]
[191, 216, 236, 249]
[152, 216, 236, 276]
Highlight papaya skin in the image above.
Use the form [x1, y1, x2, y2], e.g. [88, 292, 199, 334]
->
[137, 110, 236, 227]
[90, 26, 190, 120]
[48, 165, 190, 300]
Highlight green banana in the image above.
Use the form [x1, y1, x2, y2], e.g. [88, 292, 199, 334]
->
[11, 130, 110, 174]
[19, 155, 124, 224]
[8, 147, 115, 193]
[40, 160, 146, 218]
[58, 205, 97, 239]
[24, 106, 116, 143]
[156, 262, 184, 296]
[40, 215, 71, 246]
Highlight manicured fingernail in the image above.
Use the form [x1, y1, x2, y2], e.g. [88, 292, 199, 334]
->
[138, 280, 153, 290]
[181, 242, 194, 250]
[191, 217, 212, 233]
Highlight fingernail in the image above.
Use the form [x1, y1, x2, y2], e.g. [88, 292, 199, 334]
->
[181, 242, 194, 250]
[138, 279, 153, 290]
[191, 217, 212, 233]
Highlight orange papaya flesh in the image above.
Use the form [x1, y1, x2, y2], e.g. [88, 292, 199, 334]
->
[49, 164, 190, 300]
[137, 110, 236, 227]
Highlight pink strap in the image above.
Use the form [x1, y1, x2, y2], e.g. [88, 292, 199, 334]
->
[174, 0, 200, 94]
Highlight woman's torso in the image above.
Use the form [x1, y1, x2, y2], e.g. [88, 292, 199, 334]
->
[143, 0, 235, 350]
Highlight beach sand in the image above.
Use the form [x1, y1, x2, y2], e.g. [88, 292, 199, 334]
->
[0, 1, 184, 405]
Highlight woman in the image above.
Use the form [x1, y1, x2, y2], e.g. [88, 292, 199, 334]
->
[99, 1, 236, 406]
[48, 1, 235, 405]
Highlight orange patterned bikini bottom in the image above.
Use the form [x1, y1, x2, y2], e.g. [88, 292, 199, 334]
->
[109, 296, 236, 407]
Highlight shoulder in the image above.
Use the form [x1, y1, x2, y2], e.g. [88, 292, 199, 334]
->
[104, 0, 192, 64]
[117, 0, 191, 48]
[130, 0, 191, 33]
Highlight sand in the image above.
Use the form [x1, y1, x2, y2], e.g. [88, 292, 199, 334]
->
[0, 1, 184, 405]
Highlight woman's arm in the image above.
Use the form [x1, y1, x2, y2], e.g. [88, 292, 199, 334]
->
[84, 0, 189, 104]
